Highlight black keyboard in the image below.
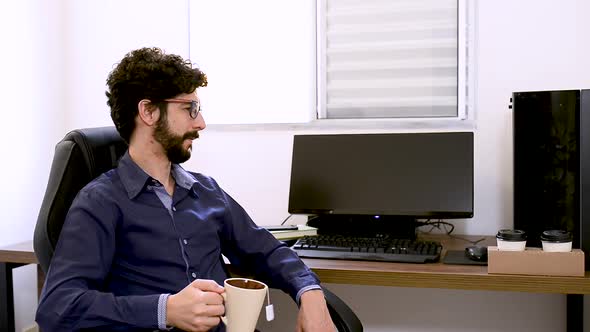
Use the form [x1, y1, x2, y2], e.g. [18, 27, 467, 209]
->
[292, 234, 442, 263]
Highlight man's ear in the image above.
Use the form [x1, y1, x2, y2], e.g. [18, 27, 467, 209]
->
[137, 99, 159, 126]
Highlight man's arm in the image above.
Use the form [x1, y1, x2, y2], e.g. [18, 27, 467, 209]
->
[35, 190, 161, 331]
[209, 177, 335, 330]
[217, 187, 320, 301]
[208, 181, 325, 305]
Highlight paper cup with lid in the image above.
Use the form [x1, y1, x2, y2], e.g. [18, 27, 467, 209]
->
[496, 229, 527, 251]
[541, 230, 573, 252]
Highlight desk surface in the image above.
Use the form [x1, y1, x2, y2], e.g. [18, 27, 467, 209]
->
[3, 236, 590, 294]
[301, 234, 590, 295]
[0, 241, 36, 264]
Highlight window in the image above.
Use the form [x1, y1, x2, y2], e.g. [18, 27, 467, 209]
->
[189, 0, 475, 127]
[317, 0, 474, 121]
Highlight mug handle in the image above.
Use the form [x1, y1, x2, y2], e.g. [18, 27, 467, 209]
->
[220, 292, 228, 326]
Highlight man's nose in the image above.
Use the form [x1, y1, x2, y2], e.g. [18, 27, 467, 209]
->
[193, 113, 206, 130]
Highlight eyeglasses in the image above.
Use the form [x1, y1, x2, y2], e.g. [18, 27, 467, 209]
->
[163, 98, 201, 119]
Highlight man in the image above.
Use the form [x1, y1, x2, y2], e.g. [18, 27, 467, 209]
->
[36, 47, 334, 332]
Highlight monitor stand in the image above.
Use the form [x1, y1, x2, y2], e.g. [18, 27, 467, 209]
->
[307, 214, 418, 239]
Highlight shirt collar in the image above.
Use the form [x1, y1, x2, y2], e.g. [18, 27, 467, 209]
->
[118, 151, 199, 199]
[171, 164, 198, 194]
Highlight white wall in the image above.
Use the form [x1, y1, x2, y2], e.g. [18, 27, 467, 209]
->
[63, 0, 190, 128]
[2, 0, 590, 331]
[0, 0, 65, 331]
[188, 0, 317, 124]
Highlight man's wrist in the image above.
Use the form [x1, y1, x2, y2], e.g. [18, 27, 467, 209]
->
[296, 285, 322, 305]
[299, 288, 325, 305]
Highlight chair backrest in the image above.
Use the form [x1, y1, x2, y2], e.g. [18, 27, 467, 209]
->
[34, 126, 127, 273]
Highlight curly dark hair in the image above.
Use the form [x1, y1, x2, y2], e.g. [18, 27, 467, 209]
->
[105, 47, 207, 143]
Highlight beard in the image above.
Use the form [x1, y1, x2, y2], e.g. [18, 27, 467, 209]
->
[153, 115, 199, 164]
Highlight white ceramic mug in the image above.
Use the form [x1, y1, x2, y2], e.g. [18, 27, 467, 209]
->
[221, 278, 268, 332]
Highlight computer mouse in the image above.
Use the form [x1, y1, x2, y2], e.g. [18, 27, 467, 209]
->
[465, 246, 488, 262]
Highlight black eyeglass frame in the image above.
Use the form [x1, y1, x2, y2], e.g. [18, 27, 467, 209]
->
[163, 98, 201, 119]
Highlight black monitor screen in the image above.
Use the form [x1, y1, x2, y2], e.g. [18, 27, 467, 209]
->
[288, 132, 474, 219]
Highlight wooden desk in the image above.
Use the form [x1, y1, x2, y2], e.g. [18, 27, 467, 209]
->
[299, 234, 587, 332]
[0, 241, 43, 332]
[303, 235, 590, 294]
[1, 237, 587, 332]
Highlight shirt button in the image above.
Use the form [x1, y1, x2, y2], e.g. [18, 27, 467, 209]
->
[183, 239, 188, 245]
[191, 272, 197, 278]
[172, 207, 177, 212]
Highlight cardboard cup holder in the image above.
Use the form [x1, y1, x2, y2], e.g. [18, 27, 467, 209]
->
[487, 246, 584, 277]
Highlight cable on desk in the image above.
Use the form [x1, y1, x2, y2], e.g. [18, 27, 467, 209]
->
[280, 214, 293, 225]
[281, 214, 321, 226]
[416, 219, 485, 245]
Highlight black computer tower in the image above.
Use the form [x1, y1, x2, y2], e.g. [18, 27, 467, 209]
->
[512, 89, 590, 269]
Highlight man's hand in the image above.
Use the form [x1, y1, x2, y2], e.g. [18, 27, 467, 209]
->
[166, 279, 225, 332]
[296, 289, 336, 332]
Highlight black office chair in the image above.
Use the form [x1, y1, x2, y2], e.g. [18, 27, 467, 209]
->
[34, 126, 363, 332]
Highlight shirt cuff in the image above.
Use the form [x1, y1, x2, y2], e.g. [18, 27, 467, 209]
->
[295, 284, 322, 305]
[158, 293, 172, 330]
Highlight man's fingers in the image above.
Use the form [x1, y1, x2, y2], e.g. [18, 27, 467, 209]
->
[191, 279, 224, 293]
[199, 291, 224, 305]
[204, 303, 225, 317]
[191, 315, 221, 329]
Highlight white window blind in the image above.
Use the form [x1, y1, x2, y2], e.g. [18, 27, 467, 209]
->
[318, 0, 460, 120]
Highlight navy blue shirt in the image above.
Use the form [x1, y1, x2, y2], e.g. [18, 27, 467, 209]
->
[36, 151, 320, 331]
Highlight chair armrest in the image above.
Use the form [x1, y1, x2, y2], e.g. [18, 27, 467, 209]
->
[323, 287, 363, 332]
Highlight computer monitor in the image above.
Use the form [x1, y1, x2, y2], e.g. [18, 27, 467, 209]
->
[288, 132, 474, 228]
